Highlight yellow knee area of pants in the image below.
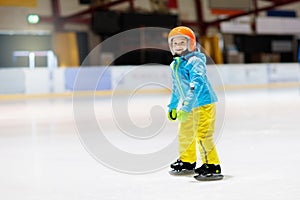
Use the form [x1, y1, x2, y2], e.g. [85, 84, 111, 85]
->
[178, 112, 197, 163]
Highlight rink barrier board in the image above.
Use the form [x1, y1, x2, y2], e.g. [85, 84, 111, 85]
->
[0, 68, 25, 94]
[0, 63, 299, 99]
[0, 82, 299, 100]
[65, 67, 111, 91]
[0, 88, 170, 100]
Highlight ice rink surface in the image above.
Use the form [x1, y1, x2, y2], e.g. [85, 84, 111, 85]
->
[1, 87, 300, 200]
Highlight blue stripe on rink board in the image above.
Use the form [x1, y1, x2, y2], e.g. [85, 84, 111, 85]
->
[65, 67, 111, 91]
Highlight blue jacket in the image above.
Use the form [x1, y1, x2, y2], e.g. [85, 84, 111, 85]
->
[168, 51, 218, 113]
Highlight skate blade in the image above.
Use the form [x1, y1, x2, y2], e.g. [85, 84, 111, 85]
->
[194, 174, 224, 181]
[169, 169, 195, 176]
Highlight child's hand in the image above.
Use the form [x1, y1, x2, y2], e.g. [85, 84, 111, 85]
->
[178, 110, 189, 122]
[168, 109, 177, 121]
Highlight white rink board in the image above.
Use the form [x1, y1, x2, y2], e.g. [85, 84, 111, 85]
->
[215, 64, 268, 86]
[24, 68, 50, 94]
[267, 63, 300, 83]
[0, 63, 299, 95]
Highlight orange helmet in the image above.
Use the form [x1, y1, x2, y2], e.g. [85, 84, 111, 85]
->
[168, 26, 196, 55]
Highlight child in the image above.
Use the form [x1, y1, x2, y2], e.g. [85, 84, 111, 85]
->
[167, 26, 223, 181]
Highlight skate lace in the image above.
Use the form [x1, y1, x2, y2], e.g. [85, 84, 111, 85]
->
[174, 159, 183, 166]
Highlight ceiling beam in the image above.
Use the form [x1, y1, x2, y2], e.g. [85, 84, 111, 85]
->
[39, 0, 133, 29]
[61, 0, 132, 21]
[182, 0, 300, 34]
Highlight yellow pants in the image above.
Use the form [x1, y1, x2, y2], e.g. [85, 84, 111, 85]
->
[178, 103, 220, 164]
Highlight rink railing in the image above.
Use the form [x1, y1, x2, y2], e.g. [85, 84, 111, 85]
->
[0, 63, 299, 98]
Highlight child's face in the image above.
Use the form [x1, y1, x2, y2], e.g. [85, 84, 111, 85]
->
[171, 36, 188, 55]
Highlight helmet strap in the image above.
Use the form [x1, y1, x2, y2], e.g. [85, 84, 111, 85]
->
[173, 49, 190, 57]
[181, 49, 190, 56]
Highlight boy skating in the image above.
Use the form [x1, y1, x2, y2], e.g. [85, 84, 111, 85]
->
[167, 26, 223, 181]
